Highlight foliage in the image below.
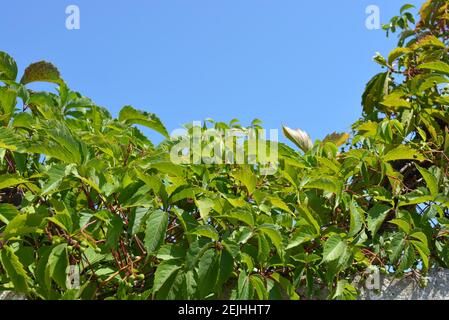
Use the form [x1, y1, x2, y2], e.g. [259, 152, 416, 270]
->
[1, 0, 449, 300]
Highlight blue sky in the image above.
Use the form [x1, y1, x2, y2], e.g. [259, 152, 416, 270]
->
[1, 0, 422, 144]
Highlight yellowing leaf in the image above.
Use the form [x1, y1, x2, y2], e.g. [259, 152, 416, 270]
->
[323, 132, 350, 147]
[195, 198, 215, 220]
[20, 61, 63, 85]
[283, 126, 313, 153]
[231, 166, 257, 195]
[388, 47, 410, 65]
[381, 92, 412, 109]
[383, 145, 425, 162]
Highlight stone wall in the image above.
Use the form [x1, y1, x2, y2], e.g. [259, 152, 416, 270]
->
[0, 291, 26, 300]
[359, 268, 449, 300]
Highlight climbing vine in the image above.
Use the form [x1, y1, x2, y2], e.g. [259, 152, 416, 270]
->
[0, 0, 448, 300]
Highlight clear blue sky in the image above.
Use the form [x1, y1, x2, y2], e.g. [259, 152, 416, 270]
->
[1, 0, 422, 144]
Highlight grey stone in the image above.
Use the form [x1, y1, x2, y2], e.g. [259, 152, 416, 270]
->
[0, 291, 27, 300]
[359, 268, 449, 300]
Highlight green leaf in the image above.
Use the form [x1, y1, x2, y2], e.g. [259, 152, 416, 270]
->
[20, 61, 63, 85]
[349, 200, 365, 237]
[362, 72, 389, 115]
[0, 245, 30, 293]
[413, 35, 445, 49]
[303, 177, 340, 194]
[46, 209, 73, 234]
[152, 260, 182, 293]
[154, 267, 181, 299]
[381, 92, 411, 109]
[180, 270, 197, 299]
[41, 121, 84, 164]
[397, 244, 415, 272]
[389, 232, 406, 263]
[257, 224, 283, 255]
[0, 127, 29, 152]
[286, 225, 315, 250]
[0, 203, 20, 224]
[389, 218, 411, 234]
[415, 164, 438, 198]
[144, 210, 169, 254]
[195, 197, 215, 220]
[436, 241, 449, 268]
[130, 207, 150, 236]
[216, 208, 255, 227]
[47, 244, 69, 289]
[0, 173, 28, 189]
[0, 87, 17, 125]
[251, 274, 268, 300]
[367, 204, 391, 236]
[135, 170, 168, 206]
[156, 244, 185, 261]
[119, 105, 169, 138]
[231, 166, 257, 195]
[411, 240, 430, 271]
[237, 269, 252, 300]
[409, 231, 428, 247]
[2, 213, 44, 240]
[400, 4, 415, 13]
[197, 249, 219, 298]
[332, 279, 357, 300]
[418, 61, 449, 76]
[268, 196, 293, 214]
[185, 241, 215, 270]
[297, 206, 321, 235]
[257, 233, 270, 263]
[105, 214, 124, 249]
[323, 235, 347, 262]
[383, 145, 425, 162]
[190, 225, 219, 241]
[388, 47, 410, 65]
[0, 51, 18, 81]
[41, 163, 76, 195]
[398, 190, 433, 207]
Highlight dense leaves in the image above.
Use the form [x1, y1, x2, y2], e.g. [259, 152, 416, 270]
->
[1, 0, 449, 300]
